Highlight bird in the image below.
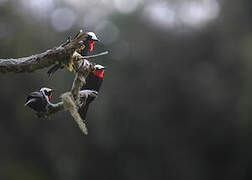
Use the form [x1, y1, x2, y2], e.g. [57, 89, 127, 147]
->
[78, 64, 105, 121]
[79, 32, 99, 56]
[25, 87, 53, 112]
[47, 31, 99, 76]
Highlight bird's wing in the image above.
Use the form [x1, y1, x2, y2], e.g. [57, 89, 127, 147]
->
[24, 98, 37, 106]
[79, 44, 90, 56]
[25, 92, 41, 104]
[81, 73, 103, 91]
[26, 92, 41, 100]
[29, 92, 44, 99]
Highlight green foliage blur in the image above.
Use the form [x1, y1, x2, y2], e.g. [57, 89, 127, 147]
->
[0, 0, 250, 179]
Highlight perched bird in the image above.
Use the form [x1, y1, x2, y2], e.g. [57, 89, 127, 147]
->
[47, 31, 99, 76]
[79, 32, 99, 56]
[78, 64, 105, 121]
[25, 87, 53, 112]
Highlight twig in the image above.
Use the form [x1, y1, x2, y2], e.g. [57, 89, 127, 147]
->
[81, 51, 109, 59]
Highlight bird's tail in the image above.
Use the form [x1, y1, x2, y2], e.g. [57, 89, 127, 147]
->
[47, 64, 62, 77]
[78, 104, 90, 122]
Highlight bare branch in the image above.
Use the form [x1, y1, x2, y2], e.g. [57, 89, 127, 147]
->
[0, 30, 89, 73]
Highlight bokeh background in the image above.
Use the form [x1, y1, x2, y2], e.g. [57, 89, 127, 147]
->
[0, 0, 251, 179]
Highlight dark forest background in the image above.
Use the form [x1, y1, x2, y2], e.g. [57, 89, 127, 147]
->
[0, 0, 251, 179]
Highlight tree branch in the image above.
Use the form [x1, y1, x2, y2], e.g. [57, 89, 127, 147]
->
[35, 58, 98, 135]
[6, 30, 109, 134]
[36, 89, 98, 118]
[0, 30, 91, 73]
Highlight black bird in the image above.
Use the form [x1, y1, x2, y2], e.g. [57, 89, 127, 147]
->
[79, 32, 99, 56]
[47, 31, 99, 76]
[79, 64, 105, 121]
[25, 87, 53, 112]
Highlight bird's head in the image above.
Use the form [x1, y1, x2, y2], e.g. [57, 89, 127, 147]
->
[93, 64, 105, 78]
[86, 32, 99, 52]
[40, 87, 53, 100]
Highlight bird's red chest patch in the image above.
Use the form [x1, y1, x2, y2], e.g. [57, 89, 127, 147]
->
[48, 92, 53, 99]
[93, 69, 105, 78]
[88, 40, 95, 52]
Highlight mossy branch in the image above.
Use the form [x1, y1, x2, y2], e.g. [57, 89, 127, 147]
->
[0, 30, 107, 73]
[35, 58, 99, 135]
[4, 30, 109, 134]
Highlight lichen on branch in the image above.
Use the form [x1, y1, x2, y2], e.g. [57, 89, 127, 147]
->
[35, 57, 99, 134]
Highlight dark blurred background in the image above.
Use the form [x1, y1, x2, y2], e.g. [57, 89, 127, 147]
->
[0, 0, 251, 179]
